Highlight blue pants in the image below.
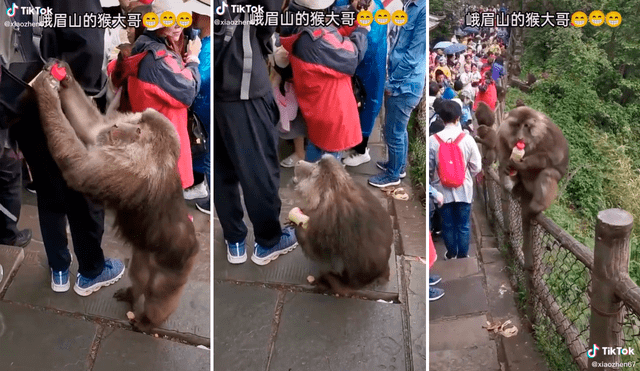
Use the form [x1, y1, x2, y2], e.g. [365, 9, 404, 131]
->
[384, 93, 422, 179]
[305, 142, 342, 162]
[440, 202, 472, 258]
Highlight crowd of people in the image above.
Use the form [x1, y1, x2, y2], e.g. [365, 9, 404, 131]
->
[0, 0, 210, 295]
[214, 0, 426, 265]
[428, 23, 509, 301]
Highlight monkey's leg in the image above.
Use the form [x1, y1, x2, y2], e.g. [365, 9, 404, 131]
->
[52, 61, 104, 146]
[529, 170, 560, 214]
[114, 250, 149, 309]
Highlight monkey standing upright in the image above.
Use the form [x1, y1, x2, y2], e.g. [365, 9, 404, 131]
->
[497, 106, 569, 215]
[32, 61, 198, 332]
[474, 101, 498, 167]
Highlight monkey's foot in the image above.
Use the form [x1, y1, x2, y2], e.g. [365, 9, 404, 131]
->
[114, 287, 134, 305]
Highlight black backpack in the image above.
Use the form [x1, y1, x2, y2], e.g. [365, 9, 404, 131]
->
[0, 0, 46, 129]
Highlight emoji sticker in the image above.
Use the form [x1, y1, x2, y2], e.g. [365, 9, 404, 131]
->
[588, 10, 604, 26]
[391, 9, 407, 26]
[357, 10, 373, 27]
[177, 12, 192, 28]
[605, 11, 621, 27]
[571, 11, 587, 27]
[142, 12, 159, 29]
[374, 9, 390, 25]
[160, 11, 176, 27]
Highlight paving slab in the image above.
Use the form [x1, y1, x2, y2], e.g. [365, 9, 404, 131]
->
[480, 246, 502, 264]
[0, 244, 24, 294]
[429, 275, 489, 320]
[213, 216, 400, 297]
[0, 301, 97, 371]
[430, 344, 501, 371]
[5, 247, 210, 338]
[269, 292, 406, 370]
[394, 190, 427, 258]
[431, 256, 480, 282]
[93, 328, 209, 371]
[407, 258, 426, 370]
[430, 315, 500, 371]
[213, 282, 278, 370]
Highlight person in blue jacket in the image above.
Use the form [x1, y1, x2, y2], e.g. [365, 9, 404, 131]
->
[339, 0, 388, 167]
[370, 0, 426, 188]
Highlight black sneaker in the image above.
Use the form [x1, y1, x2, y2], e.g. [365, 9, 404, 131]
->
[195, 198, 210, 215]
[25, 182, 36, 194]
[4, 229, 33, 248]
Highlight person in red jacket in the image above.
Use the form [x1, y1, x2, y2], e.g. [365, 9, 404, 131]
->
[279, 0, 369, 162]
[473, 70, 497, 111]
[112, 0, 201, 190]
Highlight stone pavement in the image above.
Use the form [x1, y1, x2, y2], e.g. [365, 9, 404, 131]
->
[0, 190, 210, 370]
[214, 122, 427, 370]
[428, 189, 550, 371]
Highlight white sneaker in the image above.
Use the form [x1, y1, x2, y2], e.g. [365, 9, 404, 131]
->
[280, 153, 302, 168]
[184, 180, 208, 200]
[342, 148, 371, 167]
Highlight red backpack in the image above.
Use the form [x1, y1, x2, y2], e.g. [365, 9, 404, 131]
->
[435, 133, 466, 188]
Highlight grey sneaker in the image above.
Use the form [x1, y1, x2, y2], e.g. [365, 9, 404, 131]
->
[74, 258, 125, 296]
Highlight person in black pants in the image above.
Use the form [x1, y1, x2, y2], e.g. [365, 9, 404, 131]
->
[214, 0, 297, 265]
[10, 0, 124, 295]
[0, 129, 32, 247]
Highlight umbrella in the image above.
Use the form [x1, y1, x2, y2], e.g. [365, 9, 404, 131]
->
[444, 43, 466, 55]
[433, 41, 452, 50]
[462, 27, 480, 34]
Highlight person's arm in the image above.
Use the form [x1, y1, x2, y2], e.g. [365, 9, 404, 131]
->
[138, 48, 201, 106]
[467, 137, 483, 177]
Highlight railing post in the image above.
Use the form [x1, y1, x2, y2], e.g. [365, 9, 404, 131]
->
[588, 209, 633, 371]
[522, 209, 536, 325]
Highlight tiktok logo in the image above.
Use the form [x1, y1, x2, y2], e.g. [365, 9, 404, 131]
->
[587, 344, 600, 358]
[6, 3, 18, 17]
[216, 0, 228, 15]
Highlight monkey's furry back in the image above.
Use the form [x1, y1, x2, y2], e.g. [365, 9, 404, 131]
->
[294, 157, 393, 288]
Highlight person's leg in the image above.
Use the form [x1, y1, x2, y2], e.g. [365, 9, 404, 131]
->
[215, 96, 282, 248]
[456, 202, 473, 258]
[0, 146, 27, 245]
[438, 202, 457, 259]
[66, 189, 105, 278]
[213, 101, 248, 245]
[305, 141, 324, 163]
[385, 93, 422, 179]
[293, 136, 305, 160]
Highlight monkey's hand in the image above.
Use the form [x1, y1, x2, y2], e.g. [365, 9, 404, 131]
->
[31, 69, 61, 107]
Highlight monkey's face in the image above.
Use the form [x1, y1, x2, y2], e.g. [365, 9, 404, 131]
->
[502, 107, 548, 150]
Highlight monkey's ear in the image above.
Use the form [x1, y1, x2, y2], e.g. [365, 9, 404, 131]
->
[106, 88, 122, 119]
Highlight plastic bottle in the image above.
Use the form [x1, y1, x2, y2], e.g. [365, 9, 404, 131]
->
[510, 140, 525, 162]
[288, 207, 309, 229]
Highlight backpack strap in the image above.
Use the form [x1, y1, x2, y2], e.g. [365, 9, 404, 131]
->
[453, 132, 466, 144]
[434, 134, 444, 144]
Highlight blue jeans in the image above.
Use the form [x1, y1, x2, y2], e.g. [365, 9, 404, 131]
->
[305, 142, 342, 162]
[384, 93, 422, 179]
[440, 202, 472, 258]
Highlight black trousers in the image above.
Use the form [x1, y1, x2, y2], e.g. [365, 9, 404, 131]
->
[214, 95, 282, 247]
[11, 103, 105, 278]
[0, 144, 23, 243]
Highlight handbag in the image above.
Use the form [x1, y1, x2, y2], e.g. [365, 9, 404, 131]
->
[187, 109, 208, 158]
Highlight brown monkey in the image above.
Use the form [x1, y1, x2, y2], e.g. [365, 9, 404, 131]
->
[474, 101, 498, 166]
[31, 61, 198, 332]
[293, 156, 392, 296]
[515, 99, 525, 107]
[496, 85, 507, 103]
[497, 107, 569, 215]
